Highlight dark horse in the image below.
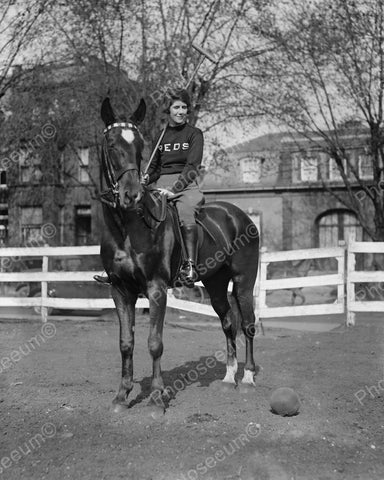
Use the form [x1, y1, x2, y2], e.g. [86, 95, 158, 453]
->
[99, 97, 259, 410]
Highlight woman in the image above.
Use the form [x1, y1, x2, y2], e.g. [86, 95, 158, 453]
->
[142, 88, 204, 287]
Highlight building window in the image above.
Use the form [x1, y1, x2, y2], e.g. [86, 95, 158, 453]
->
[0, 203, 8, 245]
[358, 155, 373, 180]
[20, 153, 43, 183]
[75, 206, 91, 245]
[317, 210, 362, 247]
[329, 157, 348, 181]
[240, 158, 261, 183]
[78, 148, 90, 183]
[246, 209, 261, 242]
[299, 157, 318, 182]
[0, 170, 6, 188]
[21, 206, 43, 244]
[58, 152, 65, 184]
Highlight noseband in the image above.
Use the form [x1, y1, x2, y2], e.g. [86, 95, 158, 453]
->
[101, 122, 142, 208]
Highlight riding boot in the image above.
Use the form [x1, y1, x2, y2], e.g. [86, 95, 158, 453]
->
[180, 224, 198, 288]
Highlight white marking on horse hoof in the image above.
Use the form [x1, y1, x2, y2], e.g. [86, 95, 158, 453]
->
[222, 359, 238, 384]
[242, 369, 256, 386]
[220, 381, 236, 393]
[112, 403, 129, 413]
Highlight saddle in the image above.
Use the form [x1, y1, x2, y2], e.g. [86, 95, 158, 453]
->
[141, 189, 213, 236]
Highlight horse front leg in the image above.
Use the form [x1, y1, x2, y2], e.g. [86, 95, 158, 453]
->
[111, 286, 137, 409]
[147, 281, 167, 409]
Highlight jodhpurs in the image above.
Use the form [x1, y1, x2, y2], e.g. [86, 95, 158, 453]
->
[154, 173, 204, 225]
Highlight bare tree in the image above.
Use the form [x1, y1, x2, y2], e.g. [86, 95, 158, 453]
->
[250, 0, 384, 241]
[0, 0, 51, 101]
[1, 1, 277, 186]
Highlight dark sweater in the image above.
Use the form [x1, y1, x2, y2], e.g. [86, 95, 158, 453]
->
[147, 123, 203, 193]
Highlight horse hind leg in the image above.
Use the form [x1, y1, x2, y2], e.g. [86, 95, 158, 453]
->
[203, 273, 238, 385]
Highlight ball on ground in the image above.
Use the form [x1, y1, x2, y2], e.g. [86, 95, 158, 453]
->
[270, 387, 300, 416]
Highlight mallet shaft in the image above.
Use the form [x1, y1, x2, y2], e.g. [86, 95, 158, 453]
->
[192, 42, 218, 64]
[143, 125, 167, 176]
[184, 56, 205, 89]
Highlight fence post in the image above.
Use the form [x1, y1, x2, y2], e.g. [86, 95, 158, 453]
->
[253, 247, 262, 326]
[337, 240, 346, 311]
[346, 232, 356, 326]
[41, 255, 48, 323]
[258, 247, 268, 321]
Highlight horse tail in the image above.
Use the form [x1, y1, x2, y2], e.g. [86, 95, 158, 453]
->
[228, 292, 243, 336]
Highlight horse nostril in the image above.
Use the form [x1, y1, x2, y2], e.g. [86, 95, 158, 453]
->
[124, 191, 141, 205]
[124, 191, 132, 204]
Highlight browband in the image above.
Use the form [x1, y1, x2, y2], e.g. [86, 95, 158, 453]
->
[103, 122, 138, 134]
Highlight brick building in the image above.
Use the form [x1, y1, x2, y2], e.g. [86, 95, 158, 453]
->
[0, 59, 137, 248]
[201, 130, 374, 251]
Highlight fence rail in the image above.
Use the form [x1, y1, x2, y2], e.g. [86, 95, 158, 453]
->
[0, 245, 219, 321]
[347, 240, 384, 325]
[256, 244, 345, 319]
[1, 242, 384, 324]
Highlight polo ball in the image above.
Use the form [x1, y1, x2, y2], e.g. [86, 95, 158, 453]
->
[270, 387, 300, 416]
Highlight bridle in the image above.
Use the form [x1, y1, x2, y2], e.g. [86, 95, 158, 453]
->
[101, 121, 168, 226]
[101, 122, 142, 208]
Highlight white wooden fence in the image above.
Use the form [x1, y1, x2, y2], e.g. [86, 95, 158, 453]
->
[0, 242, 384, 324]
[257, 244, 345, 319]
[347, 239, 384, 326]
[0, 245, 218, 322]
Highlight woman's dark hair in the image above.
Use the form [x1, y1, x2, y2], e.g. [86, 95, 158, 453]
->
[163, 88, 191, 114]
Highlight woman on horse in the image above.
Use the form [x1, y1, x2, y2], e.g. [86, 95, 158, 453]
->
[142, 88, 204, 287]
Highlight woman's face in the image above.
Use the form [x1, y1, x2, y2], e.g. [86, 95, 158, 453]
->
[169, 100, 188, 126]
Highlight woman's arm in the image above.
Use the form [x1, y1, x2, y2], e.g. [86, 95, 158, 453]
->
[171, 128, 204, 193]
[146, 135, 162, 184]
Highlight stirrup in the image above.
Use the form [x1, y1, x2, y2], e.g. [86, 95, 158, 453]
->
[179, 260, 196, 288]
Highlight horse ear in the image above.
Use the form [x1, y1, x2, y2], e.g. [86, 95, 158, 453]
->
[101, 97, 116, 126]
[130, 98, 146, 125]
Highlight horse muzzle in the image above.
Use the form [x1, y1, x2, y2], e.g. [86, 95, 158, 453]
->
[121, 189, 143, 209]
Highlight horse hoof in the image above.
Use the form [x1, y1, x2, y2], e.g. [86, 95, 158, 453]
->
[238, 382, 256, 395]
[146, 403, 165, 419]
[220, 381, 237, 393]
[112, 402, 129, 414]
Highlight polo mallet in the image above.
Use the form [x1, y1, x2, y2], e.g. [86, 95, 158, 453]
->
[143, 43, 218, 178]
[185, 43, 218, 88]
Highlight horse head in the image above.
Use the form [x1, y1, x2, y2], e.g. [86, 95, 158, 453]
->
[101, 97, 146, 209]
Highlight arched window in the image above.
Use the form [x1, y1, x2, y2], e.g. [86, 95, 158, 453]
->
[0, 170, 6, 187]
[317, 209, 362, 247]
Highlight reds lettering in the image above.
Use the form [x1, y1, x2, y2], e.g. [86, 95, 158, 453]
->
[159, 142, 189, 152]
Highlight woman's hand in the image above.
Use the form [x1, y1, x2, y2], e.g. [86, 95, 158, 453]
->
[158, 188, 175, 198]
[140, 173, 149, 185]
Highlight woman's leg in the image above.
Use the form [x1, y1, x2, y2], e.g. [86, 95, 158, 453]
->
[174, 184, 204, 286]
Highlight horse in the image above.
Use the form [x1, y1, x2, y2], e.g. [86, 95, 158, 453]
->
[99, 97, 259, 411]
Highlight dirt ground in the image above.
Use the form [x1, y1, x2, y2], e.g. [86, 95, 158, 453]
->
[0, 309, 384, 480]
